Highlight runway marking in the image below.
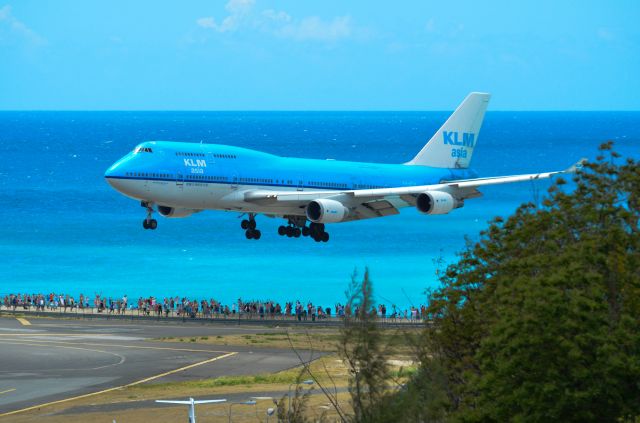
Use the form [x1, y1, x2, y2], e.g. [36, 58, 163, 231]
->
[0, 340, 127, 371]
[0, 351, 237, 418]
[126, 351, 237, 386]
[0, 337, 230, 353]
[16, 317, 30, 326]
[0, 388, 16, 395]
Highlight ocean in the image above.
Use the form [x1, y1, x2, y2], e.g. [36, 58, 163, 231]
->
[0, 111, 638, 310]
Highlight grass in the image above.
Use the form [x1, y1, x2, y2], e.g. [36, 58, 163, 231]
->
[137, 373, 300, 390]
[392, 366, 418, 378]
[156, 327, 422, 354]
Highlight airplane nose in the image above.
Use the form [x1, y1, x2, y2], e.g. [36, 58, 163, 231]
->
[104, 168, 119, 190]
[104, 161, 124, 190]
[104, 153, 138, 194]
[104, 162, 118, 180]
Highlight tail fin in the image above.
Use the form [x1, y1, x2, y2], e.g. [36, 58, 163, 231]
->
[405, 92, 490, 168]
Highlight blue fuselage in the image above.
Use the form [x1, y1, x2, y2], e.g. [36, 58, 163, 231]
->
[105, 141, 477, 191]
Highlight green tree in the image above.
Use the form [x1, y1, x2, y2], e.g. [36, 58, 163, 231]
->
[338, 268, 392, 423]
[401, 143, 640, 422]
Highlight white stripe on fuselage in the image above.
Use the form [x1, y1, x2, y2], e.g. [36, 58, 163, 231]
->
[110, 177, 327, 215]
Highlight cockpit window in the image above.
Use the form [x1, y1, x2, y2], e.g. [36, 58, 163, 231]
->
[134, 147, 153, 153]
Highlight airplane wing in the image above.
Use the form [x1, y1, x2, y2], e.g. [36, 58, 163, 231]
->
[243, 159, 586, 220]
[193, 400, 227, 404]
[352, 158, 584, 201]
[155, 400, 193, 404]
[155, 399, 227, 404]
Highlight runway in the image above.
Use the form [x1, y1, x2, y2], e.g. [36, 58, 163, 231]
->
[0, 316, 316, 416]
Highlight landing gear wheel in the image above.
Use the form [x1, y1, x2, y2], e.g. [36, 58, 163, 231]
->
[285, 227, 293, 237]
[313, 234, 322, 242]
[310, 222, 324, 232]
[293, 228, 301, 238]
[149, 219, 158, 230]
[278, 226, 286, 236]
[245, 228, 261, 240]
[302, 226, 310, 237]
[242, 214, 259, 239]
[142, 219, 149, 229]
[321, 232, 329, 242]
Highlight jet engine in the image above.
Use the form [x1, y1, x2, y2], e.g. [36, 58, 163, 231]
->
[416, 191, 457, 215]
[157, 205, 197, 218]
[305, 199, 349, 223]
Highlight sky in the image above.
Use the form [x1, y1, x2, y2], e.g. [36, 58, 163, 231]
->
[0, 0, 638, 110]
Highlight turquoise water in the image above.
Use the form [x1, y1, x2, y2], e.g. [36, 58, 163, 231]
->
[1, 111, 638, 309]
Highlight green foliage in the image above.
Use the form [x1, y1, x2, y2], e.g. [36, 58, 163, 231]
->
[380, 360, 450, 422]
[338, 268, 393, 423]
[137, 372, 300, 389]
[401, 143, 640, 422]
[276, 370, 314, 423]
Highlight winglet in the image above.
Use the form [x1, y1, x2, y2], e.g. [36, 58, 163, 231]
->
[566, 158, 588, 173]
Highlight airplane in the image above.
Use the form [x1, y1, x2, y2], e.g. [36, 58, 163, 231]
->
[104, 92, 583, 242]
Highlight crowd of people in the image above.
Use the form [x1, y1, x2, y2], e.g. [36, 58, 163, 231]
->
[1, 292, 429, 322]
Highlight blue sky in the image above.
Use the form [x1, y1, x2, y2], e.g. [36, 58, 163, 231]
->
[0, 1, 638, 110]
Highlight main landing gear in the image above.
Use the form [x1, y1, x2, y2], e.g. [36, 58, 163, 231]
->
[141, 201, 157, 230]
[239, 214, 328, 242]
[241, 214, 261, 240]
[308, 222, 330, 243]
[278, 219, 329, 242]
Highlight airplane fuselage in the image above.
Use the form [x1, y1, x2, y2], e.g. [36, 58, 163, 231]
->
[105, 140, 476, 216]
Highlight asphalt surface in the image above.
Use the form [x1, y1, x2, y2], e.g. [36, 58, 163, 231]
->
[0, 316, 319, 415]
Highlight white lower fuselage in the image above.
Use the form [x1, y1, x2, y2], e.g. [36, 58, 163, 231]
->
[112, 177, 336, 216]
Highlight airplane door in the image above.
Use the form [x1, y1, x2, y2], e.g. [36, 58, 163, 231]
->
[297, 176, 304, 191]
[176, 172, 184, 190]
[230, 172, 238, 190]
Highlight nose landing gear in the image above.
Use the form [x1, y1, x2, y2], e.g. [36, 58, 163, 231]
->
[142, 219, 157, 230]
[141, 201, 157, 230]
[241, 214, 261, 240]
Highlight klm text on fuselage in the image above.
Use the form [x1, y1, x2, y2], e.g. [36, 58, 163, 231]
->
[184, 158, 207, 174]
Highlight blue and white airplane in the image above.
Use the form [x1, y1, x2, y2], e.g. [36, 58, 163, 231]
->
[104, 93, 581, 242]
